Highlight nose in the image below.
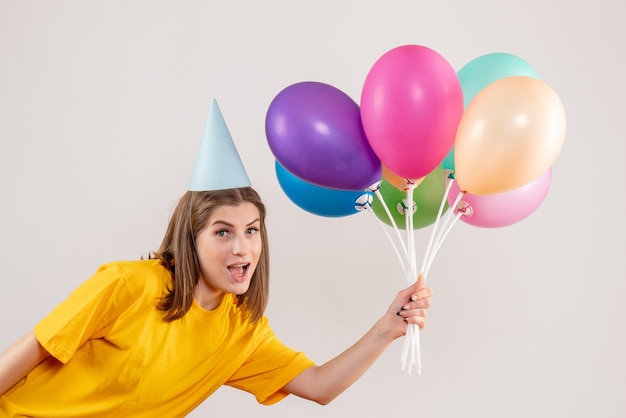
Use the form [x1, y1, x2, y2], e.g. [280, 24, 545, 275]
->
[231, 234, 249, 256]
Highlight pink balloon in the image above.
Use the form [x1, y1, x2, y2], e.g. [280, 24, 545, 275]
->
[447, 168, 552, 228]
[360, 45, 464, 180]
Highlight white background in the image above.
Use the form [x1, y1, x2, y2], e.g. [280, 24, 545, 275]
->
[1, 1, 624, 417]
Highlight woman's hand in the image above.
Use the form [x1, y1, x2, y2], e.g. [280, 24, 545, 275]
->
[379, 274, 433, 341]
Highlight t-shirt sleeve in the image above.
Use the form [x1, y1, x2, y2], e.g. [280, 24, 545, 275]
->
[33, 263, 135, 364]
[225, 319, 316, 405]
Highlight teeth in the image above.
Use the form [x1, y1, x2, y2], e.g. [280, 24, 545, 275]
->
[228, 264, 248, 275]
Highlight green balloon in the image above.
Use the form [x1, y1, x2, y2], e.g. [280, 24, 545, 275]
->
[372, 166, 449, 230]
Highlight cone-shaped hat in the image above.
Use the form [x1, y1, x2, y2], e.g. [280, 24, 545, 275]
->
[189, 99, 251, 191]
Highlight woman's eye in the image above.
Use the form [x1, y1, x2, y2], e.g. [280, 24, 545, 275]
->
[247, 227, 259, 235]
[216, 230, 229, 237]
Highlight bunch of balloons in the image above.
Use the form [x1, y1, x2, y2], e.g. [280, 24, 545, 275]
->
[265, 45, 566, 374]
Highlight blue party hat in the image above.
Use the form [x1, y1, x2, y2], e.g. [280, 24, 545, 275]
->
[189, 99, 251, 191]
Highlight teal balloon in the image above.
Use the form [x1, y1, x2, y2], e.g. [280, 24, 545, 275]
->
[275, 161, 372, 217]
[441, 150, 455, 171]
[458, 52, 539, 108]
[444, 53, 540, 171]
[371, 165, 449, 229]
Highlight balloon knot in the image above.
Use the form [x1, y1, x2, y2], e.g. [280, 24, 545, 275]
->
[455, 201, 473, 217]
[355, 193, 373, 211]
[397, 199, 417, 215]
[366, 181, 381, 192]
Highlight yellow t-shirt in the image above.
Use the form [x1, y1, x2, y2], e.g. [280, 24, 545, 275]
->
[0, 260, 315, 417]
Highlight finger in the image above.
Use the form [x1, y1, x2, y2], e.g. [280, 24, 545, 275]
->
[403, 297, 432, 310]
[407, 316, 427, 329]
[399, 295, 431, 312]
[402, 309, 428, 329]
[408, 285, 432, 304]
[414, 287, 433, 300]
[397, 307, 428, 319]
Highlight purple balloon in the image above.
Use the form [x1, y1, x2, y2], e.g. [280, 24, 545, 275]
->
[265, 81, 381, 191]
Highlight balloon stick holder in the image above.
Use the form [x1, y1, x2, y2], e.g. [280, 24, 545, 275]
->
[368, 172, 466, 375]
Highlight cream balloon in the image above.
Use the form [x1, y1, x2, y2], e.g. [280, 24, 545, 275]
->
[454, 76, 566, 195]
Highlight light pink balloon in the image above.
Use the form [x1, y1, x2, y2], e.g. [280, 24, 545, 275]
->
[447, 168, 552, 228]
[360, 45, 464, 180]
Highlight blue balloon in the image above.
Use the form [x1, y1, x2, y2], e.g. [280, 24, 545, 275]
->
[275, 161, 372, 217]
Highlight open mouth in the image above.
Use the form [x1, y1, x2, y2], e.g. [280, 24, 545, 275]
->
[228, 264, 250, 277]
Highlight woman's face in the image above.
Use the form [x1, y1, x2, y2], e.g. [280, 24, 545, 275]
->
[193, 202, 262, 310]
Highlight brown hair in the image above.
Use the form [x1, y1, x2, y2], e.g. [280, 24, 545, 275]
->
[153, 187, 269, 323]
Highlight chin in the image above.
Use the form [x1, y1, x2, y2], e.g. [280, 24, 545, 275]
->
[232, 281, 251, 295]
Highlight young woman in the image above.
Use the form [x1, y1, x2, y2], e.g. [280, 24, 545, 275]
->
[0, 187, 432, 417]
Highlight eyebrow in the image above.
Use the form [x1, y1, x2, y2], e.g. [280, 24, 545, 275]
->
[211, 218, 261, 228]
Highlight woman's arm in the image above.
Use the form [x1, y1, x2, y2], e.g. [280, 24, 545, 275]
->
[0, 331, 50, 395]
[283, 275, 432, 405]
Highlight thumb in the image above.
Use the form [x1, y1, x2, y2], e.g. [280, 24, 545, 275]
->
[403, 273, 424, 300]
[415, 273, 425, 290]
